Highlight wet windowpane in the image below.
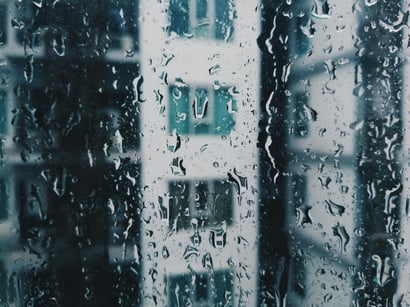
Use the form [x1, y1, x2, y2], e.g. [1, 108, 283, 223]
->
[2, 0, 410, 306]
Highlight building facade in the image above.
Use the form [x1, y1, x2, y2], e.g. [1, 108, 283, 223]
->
[139, 0, 260, 305]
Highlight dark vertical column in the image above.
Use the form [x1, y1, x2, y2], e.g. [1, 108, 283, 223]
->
[355, 1, 403, 305]
[258, 1, 290, 306]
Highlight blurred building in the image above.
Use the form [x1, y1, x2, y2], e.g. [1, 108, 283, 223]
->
[0, 0, 261, 306]
[0, 0, 141, 306]
[139, 0, 260, 305]
[276, 0, 404, 306]
[284, 1, 357, 304]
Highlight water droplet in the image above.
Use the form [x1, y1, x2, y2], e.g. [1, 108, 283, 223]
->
[167, 131, 181, 152]
[84, 286, 93, 300]
[32, 0, 43, 8]
[300, 19, 316, 38]
[190, 231, 201, 246]
[24, 55, 34, 83]
[208, 64, 221, 75]
[303, 104, 318, 121]
[161, 53, 175, 66]
[200, 144, 208, 152]
[325, 200, 345, 216]
[202, 253, 213, 270]
[372, 255, 395, 286]
[324, 60, 336, 80]
[334, 144, 344, 157]
[193, 90, 209, 119]
[322, 82, 335, 94]
[295, 206, 313, 226]
[324, 293, 333, 303]
[174, 78, 186, 88]
[162, 246, 169, 259]
[228, 168, 248, 194]
[332, 223, 349, 253]
[52, 36, 66, 56]
[170, 157, 186, 176]
[379, 11, 409, 33]
[113, 130, 123, 153]
[107, 198, 115, 215]
[383, 183, 401, 215]
[349, 120, 364, 131]
[112, 79, 118, 90]
[340, 185, 349, 194]
[132, 75, 145, 104]
[384, 133, 399, 161]
[125, 49, 135, 57]
[183, 245, 199, 260]
[11, 18, 25, 30]
[318, 176, 331, 189]
[281, 64, 291, 83]
[209, 223, 227, 249]
[52, 169, 67, 197]
[213, 80, 221, 90]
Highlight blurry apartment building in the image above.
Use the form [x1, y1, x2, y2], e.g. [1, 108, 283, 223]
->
[0, 0, 261, 306]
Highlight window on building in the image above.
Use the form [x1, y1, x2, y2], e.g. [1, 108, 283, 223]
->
[0, 3, 6, 46]
[103, 0, 139, 51]
[13, 2, 43, 48]
[0, 179, 8, 221]
[293, 13, 312, 56]
[168, 0, 235, 41]
[168, 269, 233, 306]
[0, 260, 7, 304]
[168, 179, 234, 230]
[169, 85, 236, 135]
[0, 91, 8, 135]
[292, 91, 312, 137]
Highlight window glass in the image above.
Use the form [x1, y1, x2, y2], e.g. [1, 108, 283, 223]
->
[169, 0, 234, 41]
[2, 0, 410, 306]
[169, 0, 190, 37]
[169, 85, 235, 135]
[215, 0, 234, 41]
[169, 179, 233, 230]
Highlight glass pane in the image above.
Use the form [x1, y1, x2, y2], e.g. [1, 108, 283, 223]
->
[3, 0, 410, 306]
